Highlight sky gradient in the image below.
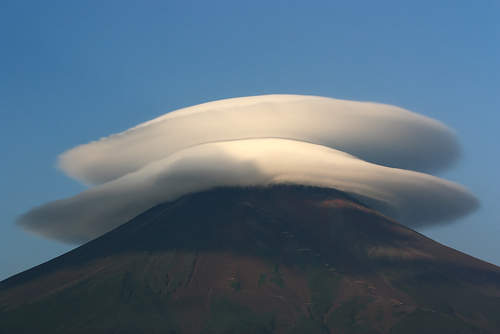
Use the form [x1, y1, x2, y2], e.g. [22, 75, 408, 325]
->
[1, 0, 499, 280]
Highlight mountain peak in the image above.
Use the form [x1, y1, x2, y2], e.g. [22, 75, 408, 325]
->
[1, 186, 499, 333]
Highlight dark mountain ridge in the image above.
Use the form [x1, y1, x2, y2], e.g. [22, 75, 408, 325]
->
[1, 185, 499, 333]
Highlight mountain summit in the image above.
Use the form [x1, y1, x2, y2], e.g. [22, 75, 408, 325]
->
[1, 185, 499, 333]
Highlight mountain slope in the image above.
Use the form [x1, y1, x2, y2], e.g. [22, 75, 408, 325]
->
[1, 185, 499, 333]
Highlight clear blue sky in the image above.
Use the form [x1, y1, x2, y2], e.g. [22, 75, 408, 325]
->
[1, 0, 498, 280]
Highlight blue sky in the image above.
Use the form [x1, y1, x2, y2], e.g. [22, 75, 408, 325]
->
[0, 0, 498, 280]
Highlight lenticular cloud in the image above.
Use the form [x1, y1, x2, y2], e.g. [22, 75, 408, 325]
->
[59, 95, 459, 185]
[18, 95, 478, 243]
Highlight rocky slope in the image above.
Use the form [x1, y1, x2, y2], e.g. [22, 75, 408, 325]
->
[1, 185, 499, 333]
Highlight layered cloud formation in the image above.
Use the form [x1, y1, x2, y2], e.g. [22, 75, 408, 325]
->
[59, 95, 459, 185]
[18, 95, 478, 243]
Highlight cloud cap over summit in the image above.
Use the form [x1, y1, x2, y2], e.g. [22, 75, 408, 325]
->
[20, 139, 477, 243]
[19, 95, 476, 243]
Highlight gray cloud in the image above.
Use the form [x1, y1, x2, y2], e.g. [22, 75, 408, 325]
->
[19, 139, 477, 244]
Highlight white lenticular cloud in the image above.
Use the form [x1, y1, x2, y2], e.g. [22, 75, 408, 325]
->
[58, 95, 460, 185]
[18, 139, 477, 243]
[18, 95, 478, 244]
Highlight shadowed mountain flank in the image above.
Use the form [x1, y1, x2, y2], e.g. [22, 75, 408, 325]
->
[1, 186, 499, 333]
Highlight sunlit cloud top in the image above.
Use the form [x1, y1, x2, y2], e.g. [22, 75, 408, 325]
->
[59, 95, 460, 185]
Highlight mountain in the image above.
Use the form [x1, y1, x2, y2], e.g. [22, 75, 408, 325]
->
[1, 185, 499, 333]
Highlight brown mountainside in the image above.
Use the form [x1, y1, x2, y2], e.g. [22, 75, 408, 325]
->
[1, 185, 500, 333]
